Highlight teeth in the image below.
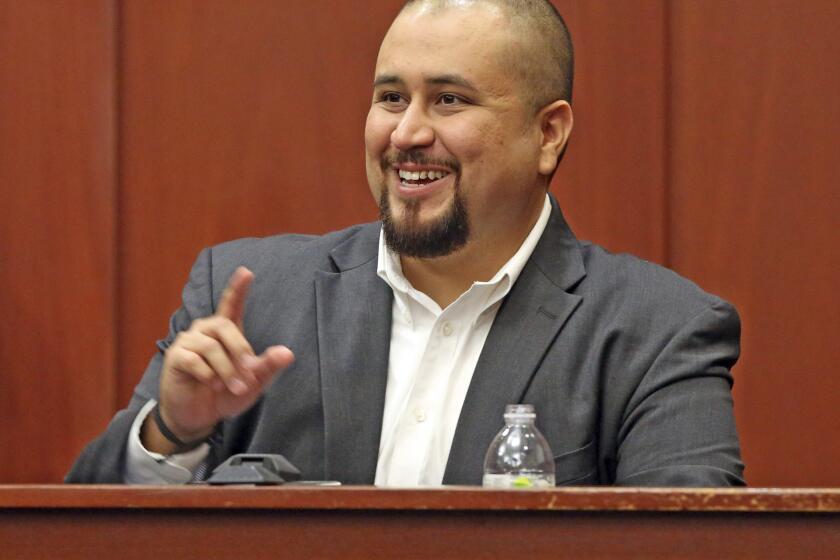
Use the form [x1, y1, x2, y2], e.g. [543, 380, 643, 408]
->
[397, 169, 449, 181]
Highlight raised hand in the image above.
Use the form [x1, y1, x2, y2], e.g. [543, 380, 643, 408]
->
[142, 267, 294, 454]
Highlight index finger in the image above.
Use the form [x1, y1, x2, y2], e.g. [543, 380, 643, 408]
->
[216, 266, 254, 326]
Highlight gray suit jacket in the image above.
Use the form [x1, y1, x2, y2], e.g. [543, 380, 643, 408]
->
[67, 199, 745, 486]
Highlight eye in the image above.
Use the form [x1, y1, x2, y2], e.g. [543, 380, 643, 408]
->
[439, 93, 461, 105]
[380, 92, 405, 104]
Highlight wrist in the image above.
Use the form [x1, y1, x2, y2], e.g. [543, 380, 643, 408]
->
[142, 403, 213, 455]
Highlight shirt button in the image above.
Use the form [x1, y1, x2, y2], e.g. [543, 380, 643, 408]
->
[414, 408, 427, 422]
[442, 322, 453, 336]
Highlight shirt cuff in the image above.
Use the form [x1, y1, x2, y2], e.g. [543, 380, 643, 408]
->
[123, 399, 211, 484]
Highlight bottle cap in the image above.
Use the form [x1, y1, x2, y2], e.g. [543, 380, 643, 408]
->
[504, 404, 536, 420]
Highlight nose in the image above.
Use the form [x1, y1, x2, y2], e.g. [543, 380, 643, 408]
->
[390, 102, 434, 150]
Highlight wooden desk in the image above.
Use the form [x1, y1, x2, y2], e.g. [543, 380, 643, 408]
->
[1, 486, 838, 559]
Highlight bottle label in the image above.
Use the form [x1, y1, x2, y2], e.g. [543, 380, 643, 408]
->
[482, 473, 556, 489]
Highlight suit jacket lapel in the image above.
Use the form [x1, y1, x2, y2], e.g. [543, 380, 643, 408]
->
[315, 224, 392, 484]
[443, 197, 586, 484]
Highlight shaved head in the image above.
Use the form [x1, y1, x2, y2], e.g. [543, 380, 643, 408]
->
[367, 0, 575, 262]
[401, 0, 574, 111]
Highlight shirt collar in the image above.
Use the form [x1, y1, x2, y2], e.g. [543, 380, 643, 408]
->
[377, 194, 552, 306]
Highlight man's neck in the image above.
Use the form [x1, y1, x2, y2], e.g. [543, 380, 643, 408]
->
[400, 251, 499, 310]
[400, 196, 547, 309]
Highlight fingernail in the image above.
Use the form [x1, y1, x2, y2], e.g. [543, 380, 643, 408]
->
[230, 378, 249, 395]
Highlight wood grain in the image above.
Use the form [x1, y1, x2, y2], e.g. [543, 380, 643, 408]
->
[668, 0, 840, 486]
[0, 1, 117, 482]
[116, 0, 396, 405]
[2, 485, 839, 512]
[1, 487, 839, 559]
[552, 0, 668, 264]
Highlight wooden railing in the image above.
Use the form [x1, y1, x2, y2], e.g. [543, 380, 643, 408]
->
[1, 486, 838, 559]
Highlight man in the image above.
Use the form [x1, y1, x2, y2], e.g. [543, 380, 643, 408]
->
[68, 0, 745, 486]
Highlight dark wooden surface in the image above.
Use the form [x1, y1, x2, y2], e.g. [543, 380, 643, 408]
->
[1, 485, 840, 511]
[668, 0, 840, 487]
[553, 0, 668, 264]
[1, 487, 838, 559]
[115, 0, 392, 406]
[0, 0, 117, 483]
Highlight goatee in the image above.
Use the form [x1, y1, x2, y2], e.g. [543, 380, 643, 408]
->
[379, 187, 469, 258]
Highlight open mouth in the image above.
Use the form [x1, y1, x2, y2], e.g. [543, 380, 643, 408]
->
[397, 168, 451, 188]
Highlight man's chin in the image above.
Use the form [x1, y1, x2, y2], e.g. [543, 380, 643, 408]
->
[379, 188, 469, 259]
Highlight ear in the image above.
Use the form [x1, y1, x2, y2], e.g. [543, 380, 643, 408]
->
[537, 100, 573, 176]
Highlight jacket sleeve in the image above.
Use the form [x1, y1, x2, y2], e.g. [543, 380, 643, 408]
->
[614, 300, 746, 486]
[65, 249, 215, 483]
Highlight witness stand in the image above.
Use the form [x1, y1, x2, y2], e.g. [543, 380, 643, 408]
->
[1, 486, 838, 559]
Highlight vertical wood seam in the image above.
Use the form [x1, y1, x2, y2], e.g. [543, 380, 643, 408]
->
[662, 0, 673, 269]
[112, 0, 123, 413]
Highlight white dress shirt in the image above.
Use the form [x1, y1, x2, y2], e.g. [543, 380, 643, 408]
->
[124, 194, 552, 485]
[124, 399, 209, 484]
[374, 195, 551, 486]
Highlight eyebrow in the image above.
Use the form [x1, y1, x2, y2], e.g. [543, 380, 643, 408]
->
[373, 73, 478, 91]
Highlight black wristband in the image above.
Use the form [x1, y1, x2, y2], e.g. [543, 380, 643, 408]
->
[152, 403, 209, 453]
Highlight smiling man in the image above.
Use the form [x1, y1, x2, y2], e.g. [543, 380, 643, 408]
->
[68, 0, 745, 487]
[369, 0, 573, 309]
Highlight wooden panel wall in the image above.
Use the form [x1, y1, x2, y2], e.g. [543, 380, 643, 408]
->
[553, 0, 667, 264]
[669, 0, 840, 487]
[0, 1, 836, 486]
[116, 0, 397, 405]
[0, 1, 117, 482]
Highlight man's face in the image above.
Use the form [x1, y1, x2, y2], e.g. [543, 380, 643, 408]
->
[365, 3, 545, 259]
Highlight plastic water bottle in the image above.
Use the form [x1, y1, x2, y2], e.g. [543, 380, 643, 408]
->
[482, 404, 555, 488]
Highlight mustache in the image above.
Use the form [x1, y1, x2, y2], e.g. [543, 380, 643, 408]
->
[381, 150, 461, 173]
